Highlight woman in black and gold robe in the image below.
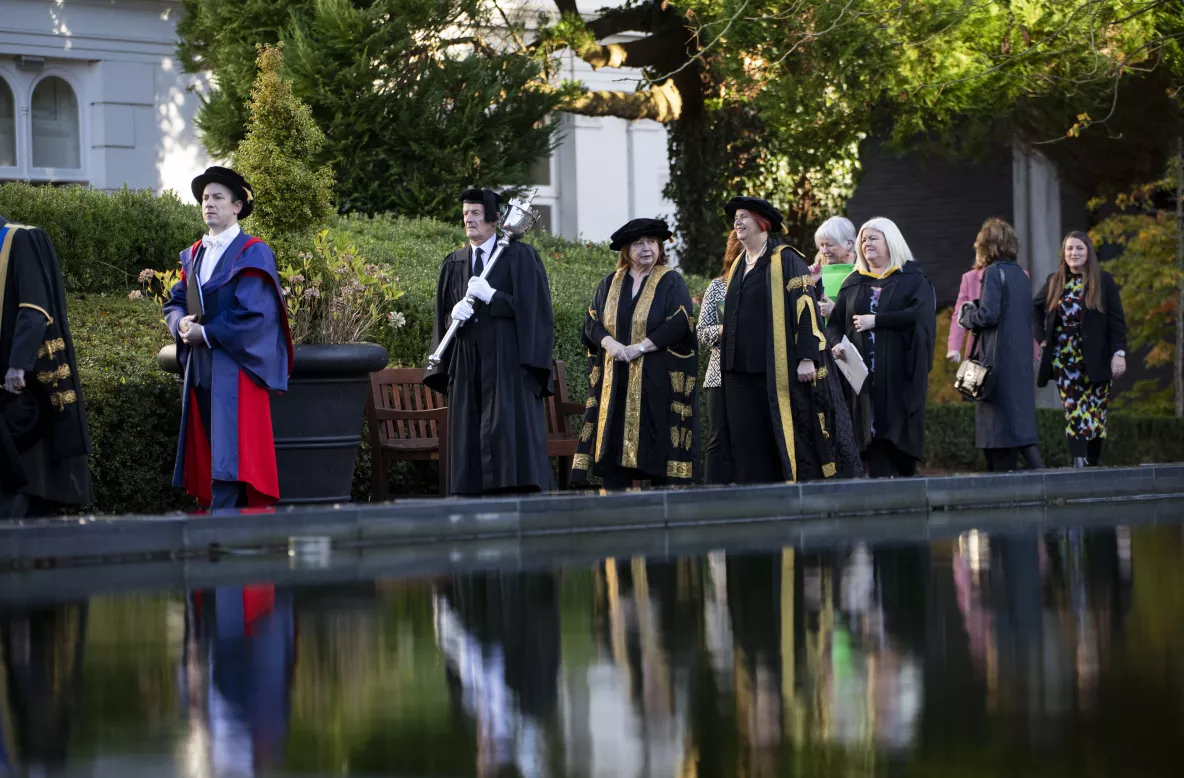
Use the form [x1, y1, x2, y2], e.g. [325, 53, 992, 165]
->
[719, 197, 862, 484]
[572, 218, 698, 489]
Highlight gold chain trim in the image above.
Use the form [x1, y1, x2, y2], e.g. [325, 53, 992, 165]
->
[38, 338, 66, 359]
[785, 274, 815, 292]
[50, 390, 77, 409]
[589, 366, 601, 388]
[38, 363, 71, 385]
[580, 422, 594, 442]
[667, 460, 692, 479]
[572, 453, 591, 471]
[586, 395, 598, 409]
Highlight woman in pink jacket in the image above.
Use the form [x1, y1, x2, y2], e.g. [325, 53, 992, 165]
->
[948, 263, 1039, 362]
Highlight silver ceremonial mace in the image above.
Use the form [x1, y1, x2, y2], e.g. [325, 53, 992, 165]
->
[426, 189, 541, 370]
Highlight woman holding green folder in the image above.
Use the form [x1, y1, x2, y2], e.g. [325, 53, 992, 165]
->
[812, 215, 858, 318]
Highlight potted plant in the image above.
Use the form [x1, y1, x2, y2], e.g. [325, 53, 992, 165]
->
[150, 45, 400, 504]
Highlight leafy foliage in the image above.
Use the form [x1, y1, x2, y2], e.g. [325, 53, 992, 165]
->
[1091, 171, 1182, 413]
[177, 0, 559, 220]
[534, 0, 1183, 272]
[0, 183, 203, 293]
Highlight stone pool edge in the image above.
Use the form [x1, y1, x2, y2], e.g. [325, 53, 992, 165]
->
[2, 464, 1182, 567]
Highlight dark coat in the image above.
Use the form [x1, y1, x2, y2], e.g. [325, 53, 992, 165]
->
[0, 216, 93, 505]
[425, 239, 555, 496]
[1032, 271, 1127, 387]
[827, 262, 937, 460]
[959, 259, 1039, 449]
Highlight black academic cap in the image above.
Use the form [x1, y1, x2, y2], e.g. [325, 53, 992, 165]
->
[459, 188, 502, 223]
[609, 217, 673, 251]
[724, 196, 784, 233]
[191, 166, 256, 219]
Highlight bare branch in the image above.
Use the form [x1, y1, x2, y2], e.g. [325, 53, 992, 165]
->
[561, 79, 683, 121]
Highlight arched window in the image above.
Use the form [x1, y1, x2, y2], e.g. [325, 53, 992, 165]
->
[31, 76, 80, 170]
[0, 77, 15, 168]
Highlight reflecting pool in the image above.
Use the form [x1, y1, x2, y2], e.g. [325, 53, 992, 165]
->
[2, 523, 1183, 776]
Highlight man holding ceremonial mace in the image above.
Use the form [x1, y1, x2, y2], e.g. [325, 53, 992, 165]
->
[425, 188, 555, 496]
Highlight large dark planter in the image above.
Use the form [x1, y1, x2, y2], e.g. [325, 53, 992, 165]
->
[158, 342, 389, 504]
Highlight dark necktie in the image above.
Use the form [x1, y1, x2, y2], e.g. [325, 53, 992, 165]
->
[186, 246, 205, 322]
[473, 247, 485, 278]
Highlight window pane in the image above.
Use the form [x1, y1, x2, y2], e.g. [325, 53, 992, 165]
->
[32, 77, 80, 169]
[528, 154, 551, 187]
[0, 78, 14, 167]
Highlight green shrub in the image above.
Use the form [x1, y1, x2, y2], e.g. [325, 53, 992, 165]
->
[0, 183, 203, 294]
[924, 403, 1184, 472]
[70, 295, 193, 514]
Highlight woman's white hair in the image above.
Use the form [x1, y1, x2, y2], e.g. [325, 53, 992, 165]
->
[855, 217, 915, 273]
[814, 216, 856, 252]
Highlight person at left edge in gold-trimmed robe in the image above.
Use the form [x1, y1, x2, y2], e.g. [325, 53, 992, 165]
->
[572, 218, 699, 490]
[0, 215, 94, 518]
[718, 197, 862, 485]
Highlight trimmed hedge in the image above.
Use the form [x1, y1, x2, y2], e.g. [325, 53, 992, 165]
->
[0, 183, 204, 294]
[69, 295, 194, 514]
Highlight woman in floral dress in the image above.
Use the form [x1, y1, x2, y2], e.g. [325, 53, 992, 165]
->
[1033, 232, 1128, 467]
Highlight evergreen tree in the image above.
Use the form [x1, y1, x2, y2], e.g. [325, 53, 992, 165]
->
[178, 0, 558, 220]
[232, 44, 334, 262]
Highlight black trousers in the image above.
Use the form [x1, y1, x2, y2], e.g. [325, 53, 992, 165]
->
[722, 372, 781, 484]
[863, 439, 917, 479]
[600, 466, 667, 491]
[984, 445, 1045, 472]
[1067, 436, 1105, 466]
[704, 386, 730, 484]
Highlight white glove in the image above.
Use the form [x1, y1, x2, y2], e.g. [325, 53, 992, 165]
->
[946, 350, 962, 364]
[451, 299, 474, 322]
[4, 368, 25, 394]
[467, 276, 496, 304]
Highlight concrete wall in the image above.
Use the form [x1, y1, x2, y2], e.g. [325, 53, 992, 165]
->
[0, 0, 213, 197]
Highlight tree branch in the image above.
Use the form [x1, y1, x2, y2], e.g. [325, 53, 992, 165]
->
[552, 0, 580, 16]
[587, 5, 658, 39]
[561, 79, 683, 122]
[576, 33, 686, 70]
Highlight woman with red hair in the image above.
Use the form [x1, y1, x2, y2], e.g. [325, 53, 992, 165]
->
[717, 196, 861, 484]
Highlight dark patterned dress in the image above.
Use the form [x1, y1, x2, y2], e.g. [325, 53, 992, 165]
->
[1052, 276, 1109, 441]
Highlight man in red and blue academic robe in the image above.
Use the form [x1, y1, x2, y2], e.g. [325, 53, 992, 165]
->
[163, 166, 292, 511]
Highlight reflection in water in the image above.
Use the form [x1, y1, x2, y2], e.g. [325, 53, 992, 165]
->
[180, 586, 296, 777]
[5, 524, 1184, 776]
[0, 603, 88, 775]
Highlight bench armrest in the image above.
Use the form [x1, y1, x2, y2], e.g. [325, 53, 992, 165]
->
[555, 401, 586, 416]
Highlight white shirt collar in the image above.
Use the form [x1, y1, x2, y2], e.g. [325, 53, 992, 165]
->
[203, 222, 242, 249]
[470, 233, 497, 261]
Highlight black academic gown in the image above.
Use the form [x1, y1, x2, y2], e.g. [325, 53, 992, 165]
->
[572, 265, 698, 485]
[0, 217, 93, 506]
[719, 240, 862, 483]
[827, 262, 936, 461]
[425, 239, 555, 496]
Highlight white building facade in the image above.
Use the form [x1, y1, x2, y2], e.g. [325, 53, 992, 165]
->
[0, 0, 675, 244]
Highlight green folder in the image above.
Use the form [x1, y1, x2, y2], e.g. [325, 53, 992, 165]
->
[820, 263, 855, 299]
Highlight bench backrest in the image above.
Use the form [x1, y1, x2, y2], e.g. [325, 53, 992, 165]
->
[368, 359, 580, 443]
[368, 368, 446, 444]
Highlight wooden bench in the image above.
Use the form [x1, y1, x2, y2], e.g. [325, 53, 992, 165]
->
[366, 359, 586, 499]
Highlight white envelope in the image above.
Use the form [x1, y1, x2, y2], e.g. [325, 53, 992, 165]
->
[834, 335, 868, 394]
